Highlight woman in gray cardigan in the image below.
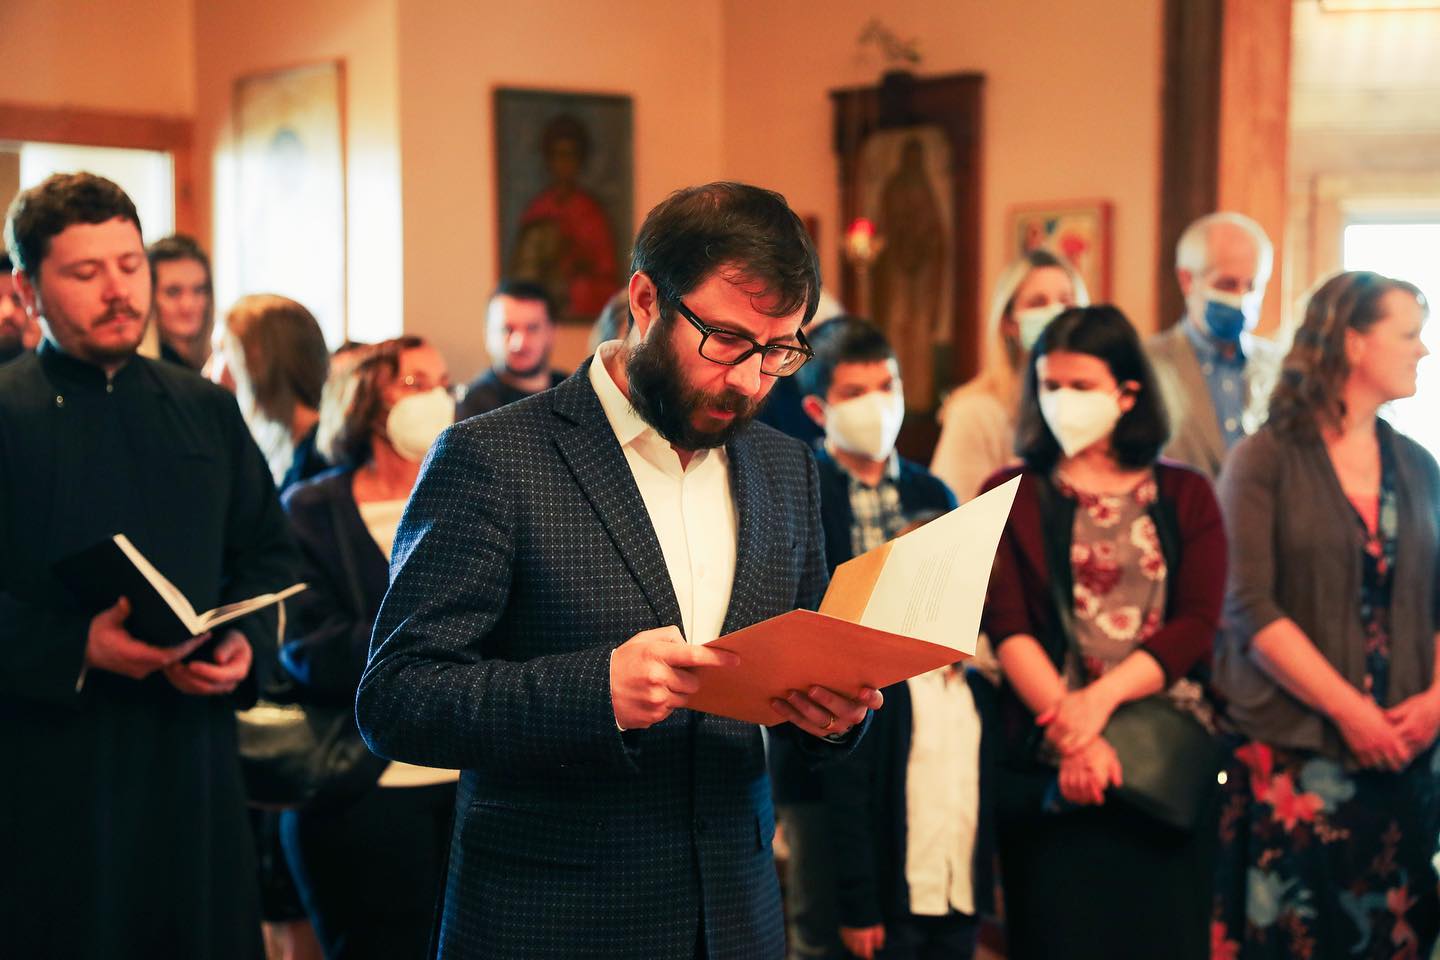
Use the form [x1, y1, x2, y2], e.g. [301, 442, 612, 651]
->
[1212, 270, 1440, 959]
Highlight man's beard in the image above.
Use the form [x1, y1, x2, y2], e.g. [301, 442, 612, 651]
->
[0, 333, 23, 364]
[626, 318, 763, 450]
[505, 356, 550, 379]
[80, 305, 145, 364]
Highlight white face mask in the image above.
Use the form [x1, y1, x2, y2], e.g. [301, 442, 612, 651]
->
[825, 389, 906, 462]
[1015, 302, 1067, 352]
[386, 387, 454, 463]
[1038, 387, 1123, 458]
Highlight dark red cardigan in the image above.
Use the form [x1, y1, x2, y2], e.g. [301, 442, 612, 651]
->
[980, 461, 1226, 688]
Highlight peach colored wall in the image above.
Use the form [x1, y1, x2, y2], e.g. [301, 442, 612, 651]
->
[193, 0, 403, 345]
[0, 0, 194, 116]
[720, 0, 1164, 366]
[395, 0, 725, 380]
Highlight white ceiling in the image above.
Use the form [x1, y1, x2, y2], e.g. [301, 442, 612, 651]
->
[1292, 0, 1440, 130]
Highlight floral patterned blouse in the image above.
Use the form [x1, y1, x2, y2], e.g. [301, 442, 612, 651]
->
[1056, 472, 1167, 688]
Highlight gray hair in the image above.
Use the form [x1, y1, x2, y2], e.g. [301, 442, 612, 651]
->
[1175, 211, 1273, 285]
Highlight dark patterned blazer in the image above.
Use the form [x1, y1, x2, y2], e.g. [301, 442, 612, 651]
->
[356, 359, 863, 960]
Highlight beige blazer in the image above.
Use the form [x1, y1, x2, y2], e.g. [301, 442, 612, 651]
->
[1146, 321, 1282, 481]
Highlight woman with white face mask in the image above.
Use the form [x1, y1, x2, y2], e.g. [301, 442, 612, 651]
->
[930, 250, 1089, 503]
[277, 337, 457, 959]
[978, 305, 1225, 960]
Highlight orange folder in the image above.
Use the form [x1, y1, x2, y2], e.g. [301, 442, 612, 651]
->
[687, 476, 1020, 725]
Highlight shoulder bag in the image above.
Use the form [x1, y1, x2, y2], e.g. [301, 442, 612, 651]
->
[1035, 470, 1221, 832]
[236, 492, 388, 810]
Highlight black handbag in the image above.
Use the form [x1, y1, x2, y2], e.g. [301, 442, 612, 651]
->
[236, 492, 387, 811]
[237, 697, 387, 810]
[1101, 694, 1221, 831]
[1035, 471, 1222, 832]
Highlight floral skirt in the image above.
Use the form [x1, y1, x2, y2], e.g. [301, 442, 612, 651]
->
[1211, 738, 1440, 960]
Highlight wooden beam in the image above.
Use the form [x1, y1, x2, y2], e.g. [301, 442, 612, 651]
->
[1217, 0, 1293, 337]
[0, 102, 197, 236]
[1157, 0, 1223, 330]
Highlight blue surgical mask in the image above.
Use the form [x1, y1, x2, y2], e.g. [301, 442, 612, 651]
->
[1201, 290, 1249, 343]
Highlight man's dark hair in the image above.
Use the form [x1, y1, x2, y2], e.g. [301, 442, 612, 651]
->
[5, 172, 142, 277]
[631, 182, 820, 325]
[541, 114, 590, 164]
[491, 279, 554, 322]
[794, 315, 895, 399]
[147, 233, 212, 289]
[1015, 304, 1170, 471]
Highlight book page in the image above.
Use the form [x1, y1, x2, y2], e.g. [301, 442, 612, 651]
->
[857, 476, 1020, 653]
[113, 534, 201, 631]
[196, 583, 308, 631]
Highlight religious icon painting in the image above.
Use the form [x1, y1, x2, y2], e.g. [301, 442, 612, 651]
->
[494, 87, 634, 326]
[854, 126, 956, 413]
[1007, 199, 1114, 302]
[234, 60, 348, 346]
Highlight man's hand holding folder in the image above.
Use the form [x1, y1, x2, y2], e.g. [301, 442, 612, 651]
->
[609, 625, 882, 738]
[686, 477, 1021, 726]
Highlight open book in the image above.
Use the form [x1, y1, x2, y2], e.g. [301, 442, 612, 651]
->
[686, 476, 1020, 725]
[55, 533, 306, 647]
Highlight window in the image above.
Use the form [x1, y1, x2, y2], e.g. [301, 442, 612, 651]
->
[1343, 220, 1440, 457]
[16, 142, 175, 239]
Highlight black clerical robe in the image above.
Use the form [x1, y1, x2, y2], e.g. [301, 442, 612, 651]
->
[0, 341, 297, 959]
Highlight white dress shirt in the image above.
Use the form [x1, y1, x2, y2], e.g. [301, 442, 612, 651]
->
[903, 666, 982, 916]
[589, 343, 738, 646]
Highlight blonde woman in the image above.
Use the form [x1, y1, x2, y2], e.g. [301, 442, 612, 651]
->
[931, 250, 1088, 502]
[209, 294, 331, 490]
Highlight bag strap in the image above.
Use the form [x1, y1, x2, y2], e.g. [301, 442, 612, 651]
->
[327, 484, 372, 618]
[1032, 473, 1079, 666]
[1147, 468, 1182, 612]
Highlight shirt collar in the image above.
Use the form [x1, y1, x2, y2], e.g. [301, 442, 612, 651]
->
[587, 341, 722, 471]
[823, 440, 901, 484]
[589, 341, 654, 447]
[37, 337, 148, 392]
[1182, 316, 1246, 364]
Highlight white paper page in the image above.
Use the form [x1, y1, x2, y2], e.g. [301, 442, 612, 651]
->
[196, 583, 309, 631]
[857, 476, 1021, 653]
[113, 533, 201, 631]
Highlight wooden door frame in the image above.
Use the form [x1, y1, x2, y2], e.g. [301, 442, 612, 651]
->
[1156, 0, 1292, 337]
[0, 102, 196, 235]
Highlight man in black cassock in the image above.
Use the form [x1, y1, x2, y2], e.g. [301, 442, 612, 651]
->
[0, 173, 296, 958]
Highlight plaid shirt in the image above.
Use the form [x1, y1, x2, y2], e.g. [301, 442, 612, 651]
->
[828, 443, 907, 556]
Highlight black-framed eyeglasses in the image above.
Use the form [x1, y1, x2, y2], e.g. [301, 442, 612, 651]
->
[664, 291, 813, 377]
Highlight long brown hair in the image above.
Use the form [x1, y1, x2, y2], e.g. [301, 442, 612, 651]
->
[220, 294, 330, 480]
[1267, 270, 1427, 439]
[316, 336, 424, 466]
[146, 233, 214, 369]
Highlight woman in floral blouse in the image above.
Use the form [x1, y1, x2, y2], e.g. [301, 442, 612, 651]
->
[979, 305, 1226, 960]
[1212, 271, 1440, 959]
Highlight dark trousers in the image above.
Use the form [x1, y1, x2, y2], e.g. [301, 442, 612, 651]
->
[860, 912, 977, 960]
[998, 796, 1215, 960]
[778, 802, 846, 960]
[280, 781, 455, 960]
